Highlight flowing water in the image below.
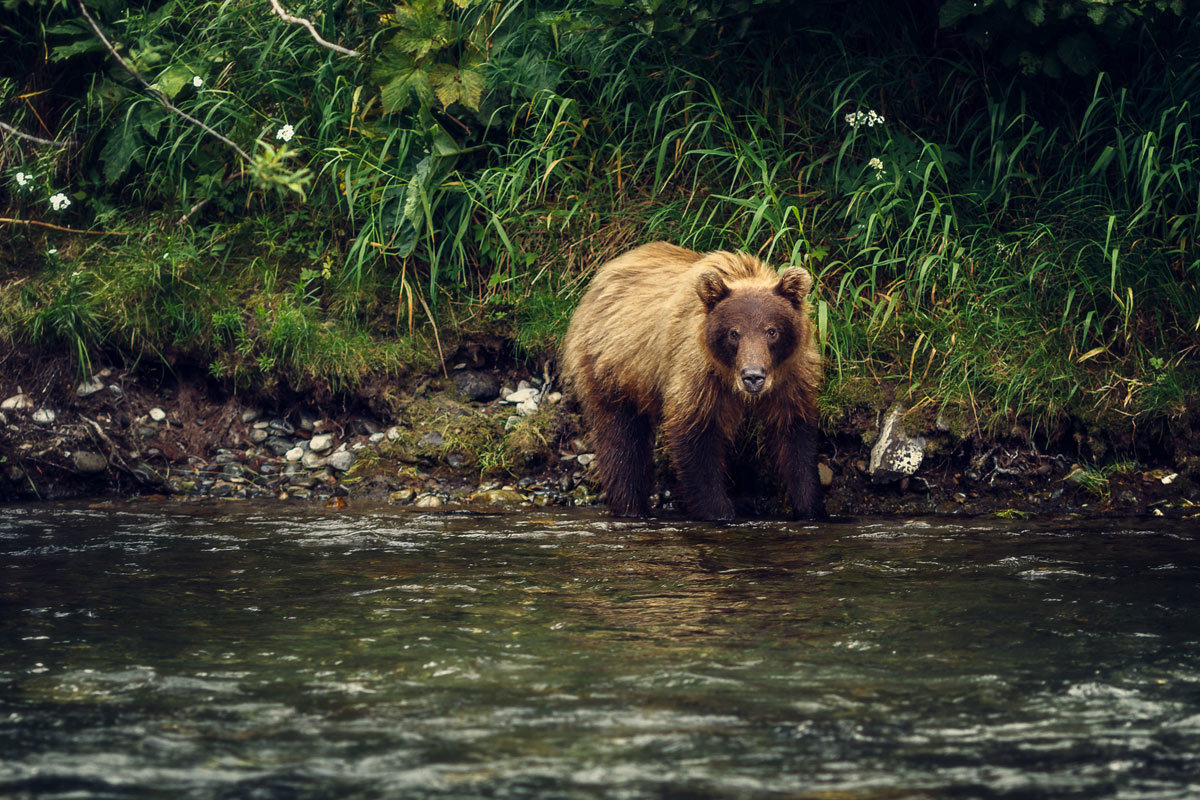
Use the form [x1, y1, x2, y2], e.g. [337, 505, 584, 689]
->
[2, 504, 1199, 799]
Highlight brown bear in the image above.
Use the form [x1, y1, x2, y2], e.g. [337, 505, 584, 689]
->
[562, 242, 823, 521]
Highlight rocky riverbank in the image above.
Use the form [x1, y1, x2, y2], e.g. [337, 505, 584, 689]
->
[2, 351, 1197, 519]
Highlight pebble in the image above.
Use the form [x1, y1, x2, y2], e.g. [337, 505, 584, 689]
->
[285, 446, 304, 462]
[301, 451, 325, 469]
[516, 399, 539, 416]
[390, 488, 416, 503]
[249, 429, 269, 444]
[369, 432, 386, 444]
[32, 409, 56, 425]
[576, 453, 595, 467]
[386, 426, 402, 441]
[242, 407, 262, 423]
[818, 462, 834, 487]
[469, 488, 526, 506]
[72, 451, 107, 474]
[327, 451, 355, 472]
[1, 394, 32, 411]
[297, 409, 319, 432]
[253, 420, 270, 430]
[269, 419, 295, 435]
[309, 433, 333, 452]
[504, 387, 538, 404]
[76, 376, 105, 397]
[148, 408, 167, 422]
[264, 437, 293, 457]
[505, 416, 521, 431]
[414, 494, 443, 508]
[453, 370, 501, 402]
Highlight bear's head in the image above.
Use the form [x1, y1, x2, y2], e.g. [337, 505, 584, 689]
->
[696, 266, 812, 396]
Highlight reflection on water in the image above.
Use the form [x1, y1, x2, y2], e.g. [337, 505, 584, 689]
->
[2, 504, 1200, 798]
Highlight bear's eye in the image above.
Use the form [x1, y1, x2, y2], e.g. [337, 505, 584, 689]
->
[728, 329, 740, 343]
[766, 327, 778, 339]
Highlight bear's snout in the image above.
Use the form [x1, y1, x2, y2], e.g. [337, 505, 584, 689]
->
[740, 366, 767, 394]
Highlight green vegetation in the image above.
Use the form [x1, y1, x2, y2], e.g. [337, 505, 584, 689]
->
[1, 0, 1197, 447]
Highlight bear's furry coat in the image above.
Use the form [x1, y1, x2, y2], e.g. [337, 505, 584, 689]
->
[563, 242, 823, 520]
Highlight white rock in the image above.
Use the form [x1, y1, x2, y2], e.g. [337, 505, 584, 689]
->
[327, 451, 355, 472]
[285, 446, 304, 462]
[242, 407, 262, 423]
[576, 453, 595, 467]
[504, 387, 538, 404]
[1, 394, 32, 411]
[149, 408, 167, 422]
[301, 451, 325, 469]
[386, 426, 402, 441]
[369, 432, 386, 444]
[32, 408, 56, 425]
[76, 376, 105, 397]
[517, 380, 532, 391]
[504, 415, 521, 431]
[516, 398, 539, 416]
[414, 494, 443, 508]
[546, 392, 562, 403]
[309, 433, 334, 452]
[1161, 473, 1178, 485]
[869, 406, 926, 483]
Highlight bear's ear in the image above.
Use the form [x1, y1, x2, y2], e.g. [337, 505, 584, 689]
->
[775, 266, 813, 305]
[696, 270, 729, 311]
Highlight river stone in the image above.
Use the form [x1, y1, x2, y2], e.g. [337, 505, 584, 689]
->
[301, 450, 325, 469]
[289, 473, 317, 488]
[869, 406, 926, 483]
[296, 409, 319, 432]
[576, 453, 595, 467]
[269, 418, 295, 435]
[818, 462, 834, 487]
[241, 407, 262, 423]
[386, 426, 402, 442]
[264, 437, 293, 457]
[285, 446, 304, 462]
[72, 451, 107, 474]
[148, 407, 167, 422]
[413, 494, 443, 508]
[249, 428, 269, 444]
[504, 387, 538, 405]
[453, 370, 501, 402]
[469, 488, 526, 506]
[76, 376, 105, 397]
[369, 432, 386, 444]
[420, 431, 445, 448]
[1, 394, 32, 411]
[327, 451, 355, 472]
[390, 488, 416, 503]
[309, 433, 333, 452]
[516, 398, 539, 416]
[32, 409, 56, 425]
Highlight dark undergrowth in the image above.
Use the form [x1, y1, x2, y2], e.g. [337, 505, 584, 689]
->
[2, 0, 1197, 454]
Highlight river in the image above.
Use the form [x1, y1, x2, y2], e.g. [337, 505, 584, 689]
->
[2, 503, 1199, 798]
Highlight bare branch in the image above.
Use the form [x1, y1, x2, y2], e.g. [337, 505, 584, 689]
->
[75, 0, 253, 164]
[0, 216, 131, 235]
[0, 119, 73, 147]
[267, 0, 360, 58]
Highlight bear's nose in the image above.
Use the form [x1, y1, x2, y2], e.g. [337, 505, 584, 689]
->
[740, 367, 766, 394]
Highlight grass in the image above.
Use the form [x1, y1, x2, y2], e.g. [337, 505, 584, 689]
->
[1, 1, 1197, 455]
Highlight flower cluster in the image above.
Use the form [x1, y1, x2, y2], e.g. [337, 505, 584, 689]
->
[868, 157, 884, 171]
[275, 124, 295, 142]
[845, 109, 886, 129]
[15, 171, 32, 187]
[49, 192, 71, 211]
[192, 75, 204, 88]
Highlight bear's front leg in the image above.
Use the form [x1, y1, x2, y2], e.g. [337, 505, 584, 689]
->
[666, 417, 734, 521]
[772, 418, 825, 520]
[584, 395, 656, 517]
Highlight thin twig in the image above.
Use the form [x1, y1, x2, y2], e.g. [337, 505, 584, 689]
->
[178, 169, 247, 226]
[267, 0, 360, 57]
[76, 0, 252, 164]
[0, 119, 73, 147]
[0, 217, 130, 235]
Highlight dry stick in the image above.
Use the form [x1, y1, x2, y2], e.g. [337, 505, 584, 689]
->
[0, 119, 72, 147]
[76, 0, 252, 165]
[0, 216, 129, 235]
[267, 0, 360, 57]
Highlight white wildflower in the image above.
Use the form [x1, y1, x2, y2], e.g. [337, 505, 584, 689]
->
[15, 171, 31, 187]
[47, 249, 57, 255]
[275, 124, 295, 142]
[49, 192, 71, 211]
[192, 75, 204, 88]
[868, 157, 884, 171]
[845, 109, 886, 129]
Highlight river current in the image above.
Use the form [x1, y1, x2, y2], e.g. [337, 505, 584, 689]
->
[2, 503, 1199, 798]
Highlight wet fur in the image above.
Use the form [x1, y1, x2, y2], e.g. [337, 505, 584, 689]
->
[562, 242, 824, 521]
